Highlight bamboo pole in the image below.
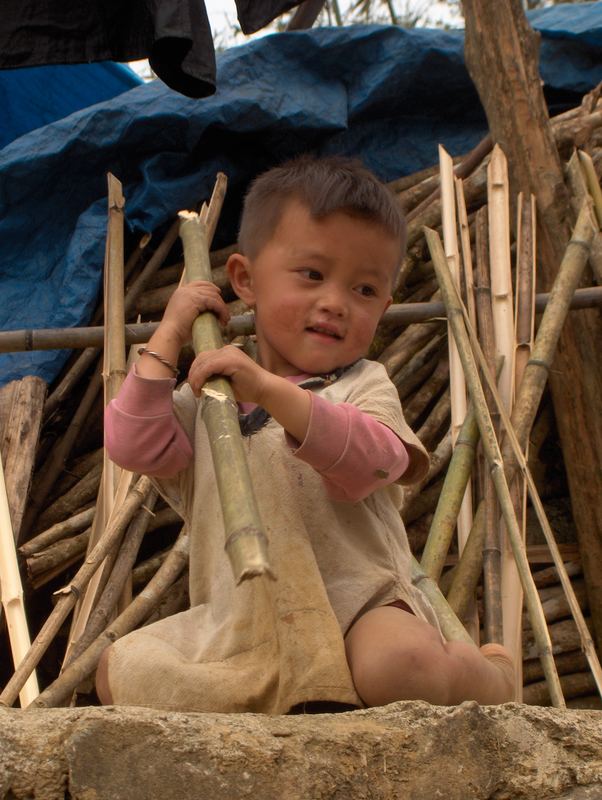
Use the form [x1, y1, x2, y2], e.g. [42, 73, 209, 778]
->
[1, 288, 601, 355]
[420, 357, 502, 584]
[29, 529, 190, 709]
[445, 502, 487, 620]
[0, 450, 39, 707]
[432, 205, 602, 701]
[410, 557, 474, 646]
[439, 147, 475, 646]
[64, 489, 159, 666]
[179, 210, 273, 582]
[64, 175, 132, 666]
[474, 207, 503, 643]
[487, 147, 522, 673]
[509, 191, 537, 697]
[0, 476, 152, 708]
[425, 225, 565, 708]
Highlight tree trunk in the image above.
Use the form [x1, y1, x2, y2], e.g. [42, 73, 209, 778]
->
[462, 0, 602, 652]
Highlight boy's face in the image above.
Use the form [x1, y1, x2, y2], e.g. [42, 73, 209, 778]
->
[229, 200, 398, 377]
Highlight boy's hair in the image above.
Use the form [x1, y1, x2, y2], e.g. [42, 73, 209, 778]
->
[238, 155, 407, 263]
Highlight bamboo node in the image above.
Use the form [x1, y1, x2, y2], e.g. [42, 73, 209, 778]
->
[526, 357, 551, 372]
[141, 505, 156, 516]
[568, 238, 592, 253]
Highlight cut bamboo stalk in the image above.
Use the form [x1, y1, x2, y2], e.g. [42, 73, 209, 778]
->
[523, 649, 588, 684]
[439, 147, 474, 570]
[396, 349, 440, 403]
[420, 356, 502, 584]
[378, 317, 444, 377]
[430, 206, 602, 703]
[487, 146, 521, 676]
[179, 210, 273, 583]
[400, 429, 453, 515]
[445, 501, 486, 620]
[415, 388, 450, 449]
[64, 489, 159, 666]
[403, 355, 449, 426]
[523, 672, 596, 707]
[19, 507, 96, 556]
[566, 150, 602, 286]
[29, 527, 190, 709]
[390, 333, 446, 394]
[0, 450, 39, 707]
[411, 557, 474, 646]
[533, 561, 582, 590]
[0, 476, 152, 708]
[34, 461, 102, 533]
[578, 149, 602, 230]
[65, 175, 132, 666]
[26, 527, 90, 580]
[455, 176, 477, 328]
[523, 617, 591, 661]
[474, 207, 503, 643]
[509, 191, 537, 697]
[142, 572, 190, 627]
[426, 225, 565, 708]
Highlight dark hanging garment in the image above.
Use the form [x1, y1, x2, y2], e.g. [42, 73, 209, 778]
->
[0, 0, 302, 98]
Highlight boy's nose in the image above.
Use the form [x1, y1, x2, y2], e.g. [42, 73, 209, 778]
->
[317, 286, 347, 316]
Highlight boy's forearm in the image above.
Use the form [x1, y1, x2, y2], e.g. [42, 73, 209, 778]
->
[259, 375, 312, 443]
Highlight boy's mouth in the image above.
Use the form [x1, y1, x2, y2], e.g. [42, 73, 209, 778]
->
[306, 324, 343, 340]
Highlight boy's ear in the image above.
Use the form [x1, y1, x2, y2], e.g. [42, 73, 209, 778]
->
[226, 253, 256, 307]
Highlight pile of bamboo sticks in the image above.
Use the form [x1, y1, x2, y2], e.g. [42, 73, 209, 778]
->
[1, 89, 602, 711]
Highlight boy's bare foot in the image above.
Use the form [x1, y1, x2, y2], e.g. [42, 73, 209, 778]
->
[480, 643, 516, 703]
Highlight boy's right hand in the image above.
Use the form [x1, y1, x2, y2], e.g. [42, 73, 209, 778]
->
[160, 280, 230, 349]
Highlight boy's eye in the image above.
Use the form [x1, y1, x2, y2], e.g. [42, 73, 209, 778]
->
[300, 268, 323, 281]
[356, 284, 377, 297]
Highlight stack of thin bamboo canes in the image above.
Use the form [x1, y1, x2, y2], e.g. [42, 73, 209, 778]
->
[1, 90, 602, 709]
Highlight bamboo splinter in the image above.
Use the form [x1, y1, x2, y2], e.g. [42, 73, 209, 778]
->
[178, 209, 273, 583]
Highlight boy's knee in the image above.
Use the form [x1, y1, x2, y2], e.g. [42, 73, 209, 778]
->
[95, 645, 114, 705]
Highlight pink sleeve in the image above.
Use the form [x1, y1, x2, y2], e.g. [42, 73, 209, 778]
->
[104, 368, 193, 478]
[286, 393, 409, 502]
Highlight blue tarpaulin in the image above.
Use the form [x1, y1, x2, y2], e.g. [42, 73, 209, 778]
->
[1, 2, 602, 387]
[0, 62, 142, 150]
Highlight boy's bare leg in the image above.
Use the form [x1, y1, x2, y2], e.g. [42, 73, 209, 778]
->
[345, 606, 515, 707]
[95, 646, 114, 705]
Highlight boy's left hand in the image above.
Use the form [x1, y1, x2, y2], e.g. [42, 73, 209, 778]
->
[188, 345, 273, 405]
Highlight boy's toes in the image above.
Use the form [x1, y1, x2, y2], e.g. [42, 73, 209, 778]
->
[480, 643, 516, 703]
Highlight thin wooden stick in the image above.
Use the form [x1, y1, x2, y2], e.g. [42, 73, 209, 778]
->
[426, 225, 565, 708]
[0, 451, 39, 707]
[30, 528, 190, 709]
[179, 209, 273, 583]
[0, 476, 152, 708]
[19, 506, 95, 556]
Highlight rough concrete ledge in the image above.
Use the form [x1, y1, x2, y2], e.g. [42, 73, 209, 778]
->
[1, 702, 602, 800]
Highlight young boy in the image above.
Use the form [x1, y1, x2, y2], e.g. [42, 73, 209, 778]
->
[97, 155, 514, 712]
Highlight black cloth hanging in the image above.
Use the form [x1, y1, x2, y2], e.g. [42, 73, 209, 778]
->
[0, 0, 302, 98]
